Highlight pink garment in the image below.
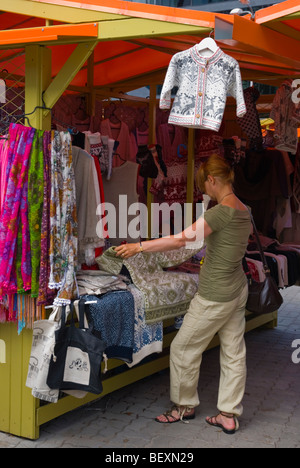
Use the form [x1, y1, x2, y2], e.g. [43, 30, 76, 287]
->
[0, 123, 35, 298]
[100, 119, 136, 167]
[157, 123, 188, 164]
[0, 138, 9, 214]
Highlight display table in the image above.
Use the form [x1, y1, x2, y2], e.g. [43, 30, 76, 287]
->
[0, 309, 277, 440]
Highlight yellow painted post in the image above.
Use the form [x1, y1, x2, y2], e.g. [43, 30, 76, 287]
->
[0, 324, 11, 434]
[25, 45, 52, 131]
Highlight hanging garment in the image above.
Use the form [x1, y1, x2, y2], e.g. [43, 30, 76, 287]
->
[150, 159, 202, 206]
[37, 131, 56, 306]
[292, 144, 300, 213]
[101, 161, 140, 245]
[237, 87, 263, 150]
[72, 146, 105, 266]
[48, 131, 78, 305]
[0, 123, 35, 298]
[270, 80, 300, 155]
[100, 119, 136, 166]
[0, 138, 9, 214]
[28, 130, 44, 297]
[160, 46, 246, 130]
[156, 123, 188, 164]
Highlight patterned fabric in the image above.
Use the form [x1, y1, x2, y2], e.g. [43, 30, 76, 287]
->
[150, 159, 202, 205]
[49, 131, 78, 305]
[0, 123, 35, 298]
[127, 284, 163, 368]
[293, 143, 300, 213]
[270, 80, 300, 155]
[28, 130, 44, 297]
[0, 138, 9, 214]
[15, 151, 31, 293]
[96, 246, 200, 324]
[160, 46, 246, 131]
[237, 87, 263, 150]
[37, 131, 56, 306]
[86, 291, 135, 363]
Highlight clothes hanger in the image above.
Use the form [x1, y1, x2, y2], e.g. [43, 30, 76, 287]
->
[196, 31, 218, 54]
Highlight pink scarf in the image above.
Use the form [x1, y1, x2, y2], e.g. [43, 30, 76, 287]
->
[0, 123, 35, 298]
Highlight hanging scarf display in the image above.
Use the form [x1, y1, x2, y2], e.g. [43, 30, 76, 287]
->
[49, 131, 78, 305]
[28, 129, 45, 297]
[0, 124, 79, 329]
[0, 123, 35, 298]
[37, 131, 56, 306]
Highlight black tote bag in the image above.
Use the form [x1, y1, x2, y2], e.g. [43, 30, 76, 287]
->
[47, 299, 106, 394]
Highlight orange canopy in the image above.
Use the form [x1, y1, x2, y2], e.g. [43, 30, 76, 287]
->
[0, 0, 299, 92]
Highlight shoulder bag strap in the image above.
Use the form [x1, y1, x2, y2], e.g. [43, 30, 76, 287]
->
[247, 209, 270, 273]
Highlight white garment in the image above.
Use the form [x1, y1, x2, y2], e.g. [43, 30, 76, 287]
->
[102, 161, 140, 245]
[160, 46, 246, 131]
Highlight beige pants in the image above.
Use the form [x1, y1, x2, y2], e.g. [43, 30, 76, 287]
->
[170, 283, 248, 416]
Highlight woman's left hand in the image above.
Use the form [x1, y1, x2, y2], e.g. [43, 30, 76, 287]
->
[115, 243, 140, 259]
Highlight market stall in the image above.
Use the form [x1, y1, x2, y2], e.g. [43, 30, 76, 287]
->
[0, 0, 299, 439]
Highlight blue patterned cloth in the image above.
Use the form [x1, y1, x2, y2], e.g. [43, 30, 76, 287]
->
[84, 291, 135, 363]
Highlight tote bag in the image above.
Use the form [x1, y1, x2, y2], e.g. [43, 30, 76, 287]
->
[26, 306, 62, 403]
[47, 299, 106, 394]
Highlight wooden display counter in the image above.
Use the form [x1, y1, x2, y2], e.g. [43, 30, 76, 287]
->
[0, 309, 277, 440]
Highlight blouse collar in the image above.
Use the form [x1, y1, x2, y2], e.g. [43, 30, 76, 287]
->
[190, 45, 224, 66]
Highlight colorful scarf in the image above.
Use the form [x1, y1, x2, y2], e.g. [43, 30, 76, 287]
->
[0, 123, 35, 298]
[49, 131, 78, 305]
[28, 129, 44, 297]
[37, 131, 55, 306]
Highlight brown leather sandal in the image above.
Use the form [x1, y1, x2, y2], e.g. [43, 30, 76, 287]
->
[155, 405, 195, 424]
[205, 412, 239, 435]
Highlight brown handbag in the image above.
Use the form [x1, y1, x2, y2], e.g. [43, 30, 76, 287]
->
[244, 213, 283, 315]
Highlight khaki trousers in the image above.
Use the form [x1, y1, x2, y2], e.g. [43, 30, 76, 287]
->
[170, 283, 248, 416]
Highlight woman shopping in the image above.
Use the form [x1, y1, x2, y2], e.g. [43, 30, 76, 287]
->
[115, 154, 252, 435]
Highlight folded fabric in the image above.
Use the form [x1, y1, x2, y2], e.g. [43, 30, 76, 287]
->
[76, 269, 129, 296]
[96, 246, 200, 324]
[85, 291, 135, 363]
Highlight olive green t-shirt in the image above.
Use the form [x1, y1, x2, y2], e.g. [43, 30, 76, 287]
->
[198, 204, 252, 302]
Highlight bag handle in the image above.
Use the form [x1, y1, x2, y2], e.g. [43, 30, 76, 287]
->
[247, 209, 270, 274]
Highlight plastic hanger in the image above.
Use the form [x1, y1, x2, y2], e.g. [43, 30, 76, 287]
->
[196, 32, 218, 55]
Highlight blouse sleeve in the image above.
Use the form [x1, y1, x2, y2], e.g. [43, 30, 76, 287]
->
[159, 55, 179, 110]
[228, 61, 246, 118]
[204, 205, 233, 232]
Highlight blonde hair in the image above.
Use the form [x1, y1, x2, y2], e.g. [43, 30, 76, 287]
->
[196, 154, 234, 193]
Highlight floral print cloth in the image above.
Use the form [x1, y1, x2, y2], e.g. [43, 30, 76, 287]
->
[49, 131, 78, 305]
[37, 131, 56, 306]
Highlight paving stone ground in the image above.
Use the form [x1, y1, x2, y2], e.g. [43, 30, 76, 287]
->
[1, 286, 299, 449]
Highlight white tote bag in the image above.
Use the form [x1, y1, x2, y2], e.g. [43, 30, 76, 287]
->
[26, 306, 62, 403]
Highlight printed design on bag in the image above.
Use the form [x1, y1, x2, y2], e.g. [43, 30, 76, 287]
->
[63, 346, 90, 385]
[69, 358, 89, 372]
[28, 356, 39, 377]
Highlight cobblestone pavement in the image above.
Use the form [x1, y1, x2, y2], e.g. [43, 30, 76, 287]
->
[1, 287, 299, 449]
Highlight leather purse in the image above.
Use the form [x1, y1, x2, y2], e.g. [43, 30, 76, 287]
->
[244, 213, 283, 315]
